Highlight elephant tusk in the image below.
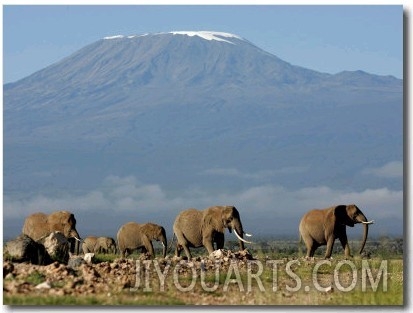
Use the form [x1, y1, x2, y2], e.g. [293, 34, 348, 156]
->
[234, 229, 253, 244]
[73, 236, 83, 242]
[361, 220, 375, 225]
[244, 232, 253, 237]
[161, 242, 165, 247]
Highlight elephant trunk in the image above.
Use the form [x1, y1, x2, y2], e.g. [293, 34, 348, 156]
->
[160, 230, 167, 258]
[69, 229, 81, 255]
[162, 242, 167, 258]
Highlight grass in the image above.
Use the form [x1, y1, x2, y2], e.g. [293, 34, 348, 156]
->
[25, 271, 46, 285]
[4, 293, 186, 305]
[3, 238, 404, 306]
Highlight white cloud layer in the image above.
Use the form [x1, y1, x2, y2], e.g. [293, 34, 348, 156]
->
[362, 161, 403, 178]
[201, 166, 309, 179]
[4, 175, 403, 225]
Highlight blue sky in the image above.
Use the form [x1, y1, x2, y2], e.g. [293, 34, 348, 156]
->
[3, 5, 403, 84]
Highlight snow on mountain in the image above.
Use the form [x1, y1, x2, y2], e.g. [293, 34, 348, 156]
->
[169, 31, 243, 43]
[103, 31, 244, 44]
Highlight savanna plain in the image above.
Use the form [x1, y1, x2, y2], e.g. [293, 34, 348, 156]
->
[3, 237, 403, 306]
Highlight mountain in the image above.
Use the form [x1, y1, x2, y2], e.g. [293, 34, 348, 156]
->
[3, 31, 403, 239]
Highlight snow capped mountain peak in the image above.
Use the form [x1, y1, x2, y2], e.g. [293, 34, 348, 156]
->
[103, 31, 243, 44]
[169, 31, 243, 44]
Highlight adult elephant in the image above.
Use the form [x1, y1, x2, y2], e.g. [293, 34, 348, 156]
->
[22, 211, 82, 254]
[299, 204, 374, 259]
[95, 237, 116, 254]
[117, 222, 167, 258]
[173, 205, 253, 259]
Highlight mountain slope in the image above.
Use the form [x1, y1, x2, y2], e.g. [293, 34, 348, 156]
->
[3, 31, 403, 237]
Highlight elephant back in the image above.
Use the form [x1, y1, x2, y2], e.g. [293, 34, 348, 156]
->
[174, 208, 203, 229]
[117, 222, 142, 250]
[173, 209, 203, 246]
[22, 212, 49, 241]
[47, 211, 77, 234]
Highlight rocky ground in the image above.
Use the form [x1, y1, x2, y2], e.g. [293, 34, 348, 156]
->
[3, 249, 255, 299]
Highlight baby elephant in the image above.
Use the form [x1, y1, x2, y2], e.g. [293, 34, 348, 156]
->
[117, 222, 167, 258]
[95, 237, 116, 254]
[82, 236, 116, 254]
[82, 236, 98, 254]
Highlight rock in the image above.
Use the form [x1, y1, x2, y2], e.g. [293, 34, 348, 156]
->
[3, 262, 14, 278]
[209, 249, 225, 259]
[84, 253, 95, 264]
[80, 264, 101, 282]
[35, 281, 51, 289]
[67, 257, 86, 269]
[5, 272, 15, 280]
[40, 231, 70, 264]
[4, 234, 50, 265]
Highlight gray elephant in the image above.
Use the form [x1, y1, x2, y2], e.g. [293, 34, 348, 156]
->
[117, 222, 167, 258]
[82, 236, 116, 254]
[22, 211, 81, 254]
[82, 236, 98, 254]
[299, 204, 374, 259]
[173, 205, 252, 259]
[95, 237, 116, 254]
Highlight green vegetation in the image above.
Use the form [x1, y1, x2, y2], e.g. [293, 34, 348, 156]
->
[4, 294, 186, 305]
[25, 271, 46, 285]
[92, 253, 118, 263]
[3, 237, 403, 306]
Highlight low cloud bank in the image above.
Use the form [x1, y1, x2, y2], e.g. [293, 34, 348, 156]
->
[4, 175, 403, 232]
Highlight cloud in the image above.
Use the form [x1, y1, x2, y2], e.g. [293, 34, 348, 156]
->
[3, 175, 403, 227]
[200, 166, 308, 180]
[362, 161, 403, 178]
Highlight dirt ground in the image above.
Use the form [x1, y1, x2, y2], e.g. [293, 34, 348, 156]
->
[3, 249, 402, 305]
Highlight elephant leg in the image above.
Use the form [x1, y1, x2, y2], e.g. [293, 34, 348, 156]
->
[121, 249, 126, 258]
[324, 237, 335, 259]
[141, 236, 155, 258]
[147, 243, 155, 258]
[338, 234, 352, 257]
[175, 233, 192, 259]
[214, 233, 224, 250]
[182, 244, 192, 259]
[202, 234, 215, 255]
[302, 236, 314, 258]
[175, 244, 183, 257]
[309, 246, 316, 258]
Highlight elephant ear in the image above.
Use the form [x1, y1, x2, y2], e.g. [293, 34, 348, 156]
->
[334, 205, 354, 227]
[202, 212, 213, 233]
[202, 207, 224, 233]
[221, 206, 233, 228]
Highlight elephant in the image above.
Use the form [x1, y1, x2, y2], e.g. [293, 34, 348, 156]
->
[22, 210, 81, 254]
[173, 205, 253, 259]
[117, 222, 167, 258]
[82, 236, 116, 254]
[82, 236, 98, 254]
[299, 204, 374, 259]
[95, 237, 116, 254]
